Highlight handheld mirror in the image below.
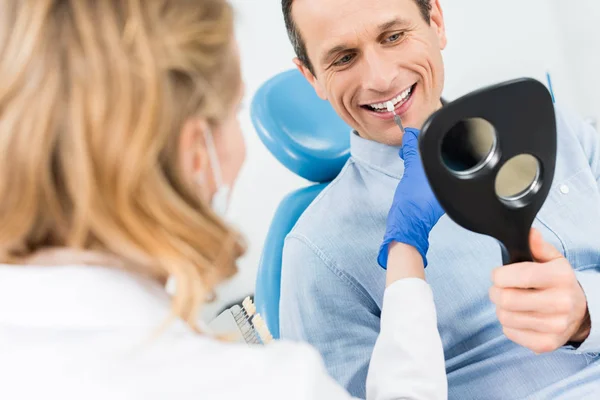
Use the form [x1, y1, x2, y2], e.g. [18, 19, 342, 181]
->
[419, 78, 557, 264]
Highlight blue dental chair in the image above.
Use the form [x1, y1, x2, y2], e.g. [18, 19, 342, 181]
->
[251, 69, 351, 338]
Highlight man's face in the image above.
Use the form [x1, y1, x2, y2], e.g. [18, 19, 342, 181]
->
[293, 0, 447, 146]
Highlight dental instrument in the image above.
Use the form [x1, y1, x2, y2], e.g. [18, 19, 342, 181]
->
[387, 101, 405, 134]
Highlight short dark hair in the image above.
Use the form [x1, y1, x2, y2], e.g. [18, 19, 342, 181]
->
[282, 0, 432, 75]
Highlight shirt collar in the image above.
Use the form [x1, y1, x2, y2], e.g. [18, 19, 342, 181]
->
[350, 130, 405, 179]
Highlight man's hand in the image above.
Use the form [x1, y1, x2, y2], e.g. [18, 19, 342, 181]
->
[489, 228, 591, 354]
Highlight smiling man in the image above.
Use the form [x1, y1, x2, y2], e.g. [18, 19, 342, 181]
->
[288, 0, 444, 146]
[278, 0, 600, 398]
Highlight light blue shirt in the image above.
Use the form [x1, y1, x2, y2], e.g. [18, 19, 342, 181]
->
[279, 106, 600, 399]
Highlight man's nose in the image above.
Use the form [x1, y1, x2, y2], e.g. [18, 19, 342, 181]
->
[361, 49, 396, 93]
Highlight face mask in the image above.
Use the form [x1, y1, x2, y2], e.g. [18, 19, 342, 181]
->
[203, 128, 231, 217]
[167, 128, 231, 296]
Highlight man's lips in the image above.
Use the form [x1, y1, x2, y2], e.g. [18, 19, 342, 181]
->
[361, 84, 415, 110]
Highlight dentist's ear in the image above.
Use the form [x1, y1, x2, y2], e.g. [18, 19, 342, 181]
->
[294, 57, 328, 100]
[179, 118, 212, 201]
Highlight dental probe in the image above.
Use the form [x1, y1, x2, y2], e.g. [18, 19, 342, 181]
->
[387, 101, 404, 134]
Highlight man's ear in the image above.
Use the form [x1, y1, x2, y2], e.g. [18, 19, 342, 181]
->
[293, 57, 328, 100]
[430, 0, 447, 50]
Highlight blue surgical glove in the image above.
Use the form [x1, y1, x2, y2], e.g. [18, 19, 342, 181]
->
[377, 128, 445, 269]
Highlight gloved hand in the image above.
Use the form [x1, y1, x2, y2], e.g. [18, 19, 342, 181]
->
[377, 128, 445, 269]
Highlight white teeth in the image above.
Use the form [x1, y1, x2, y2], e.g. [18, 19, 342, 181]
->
[367, 86, 413, 111]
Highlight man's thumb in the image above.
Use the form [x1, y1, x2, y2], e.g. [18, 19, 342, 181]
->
[529, 228, 563, 262]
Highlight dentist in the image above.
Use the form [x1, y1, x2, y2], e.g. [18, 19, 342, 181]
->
[0, 0, 448, 399]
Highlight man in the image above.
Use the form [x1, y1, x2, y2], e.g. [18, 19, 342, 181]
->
[278, 0, 600, 398]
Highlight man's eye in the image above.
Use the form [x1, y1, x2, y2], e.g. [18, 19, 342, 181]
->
[385, 33, 403, 43]
[334, 54, 354, 66]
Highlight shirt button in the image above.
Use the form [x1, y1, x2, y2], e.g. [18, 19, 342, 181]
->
[560, 184, 570, 194]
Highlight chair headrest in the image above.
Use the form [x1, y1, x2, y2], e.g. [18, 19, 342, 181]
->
[251, 69, 351, 183]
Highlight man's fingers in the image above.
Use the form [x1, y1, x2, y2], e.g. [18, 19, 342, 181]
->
[496, 309, 570, 335]
[502, 327, 563, 354]
[492, 261, 573, 289]
[491, 230, 567, 289]
[530, 228, 563, 263]
[489, 286, 573, 314]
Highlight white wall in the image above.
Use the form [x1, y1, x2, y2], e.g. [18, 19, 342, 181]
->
[442, 0, 575, 105]
[550, 0, 600, 128]
[203, 0, 600, 318]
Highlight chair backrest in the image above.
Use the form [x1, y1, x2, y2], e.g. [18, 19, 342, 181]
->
[253, 183, 327, 338]
[251, 69, 350, 183]
[250, 69, 350, 337]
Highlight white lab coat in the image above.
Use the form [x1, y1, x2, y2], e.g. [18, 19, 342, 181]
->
[0, 264, 447, 399]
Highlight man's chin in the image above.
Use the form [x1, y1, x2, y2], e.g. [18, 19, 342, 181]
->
[353, 126, 404, 147]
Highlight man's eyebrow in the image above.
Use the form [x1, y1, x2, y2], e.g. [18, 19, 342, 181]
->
[378, 17, 411, 31]
[321, 45, 351, 65]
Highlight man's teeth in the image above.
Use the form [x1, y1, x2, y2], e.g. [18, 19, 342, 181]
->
[368, 86, 413, 111]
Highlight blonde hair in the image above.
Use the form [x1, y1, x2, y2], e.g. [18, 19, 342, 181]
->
[0, 0, 245, 328]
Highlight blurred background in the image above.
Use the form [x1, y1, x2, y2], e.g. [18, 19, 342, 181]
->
[203, 0, 600, 318]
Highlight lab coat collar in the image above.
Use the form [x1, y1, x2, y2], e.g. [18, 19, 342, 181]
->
[0, 264, 173, 330]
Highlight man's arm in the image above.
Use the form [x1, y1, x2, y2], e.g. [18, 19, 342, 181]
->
[562, 108, 600, 353]
[489, 110, 600, 355]
[565, 109, 600, 187]
[279, 234, 380, 399]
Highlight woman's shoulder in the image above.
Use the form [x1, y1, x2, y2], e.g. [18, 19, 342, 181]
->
[135, 334, 342, 399]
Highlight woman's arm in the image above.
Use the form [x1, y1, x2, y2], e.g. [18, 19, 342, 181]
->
[369, 127, 448, 399]
[386, 242, 426, 285]
[364, 243, 447, 400]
